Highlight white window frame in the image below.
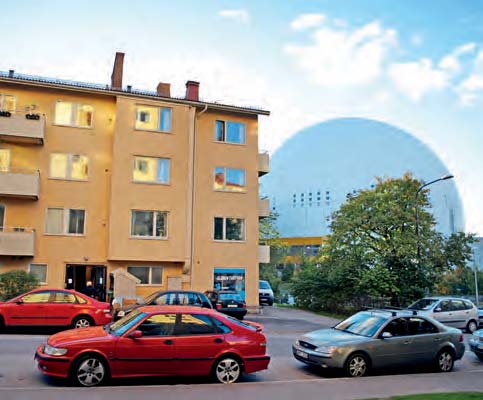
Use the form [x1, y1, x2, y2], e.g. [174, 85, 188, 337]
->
[54, 101, 94, 128]
[49, 153, 89, 181]
[0, 93, 16, 112]
[213, 167, 246, 192]
[130, 210, 168, 239]
[134, 105, 172, 133]
[213, 216, 246, 242]
[28, 263, 48, 285]
[132, 156, 170, 184]
[44, 207, 86, 236]
[127, 265, 163, 286]
[214, 120, 246, 145]
[0, 148, 11, 172]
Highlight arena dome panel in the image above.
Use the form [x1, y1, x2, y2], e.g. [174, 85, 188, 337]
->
[261, 118, 464, 237]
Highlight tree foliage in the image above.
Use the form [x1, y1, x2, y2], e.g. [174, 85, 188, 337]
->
[0, 270, 39, 301]
[292, 174, 475, 312]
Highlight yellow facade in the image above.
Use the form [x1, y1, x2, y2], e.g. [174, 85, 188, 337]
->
[0, 59, 269, 306]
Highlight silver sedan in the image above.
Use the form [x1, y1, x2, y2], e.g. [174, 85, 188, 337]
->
[292, 309, 465, 377]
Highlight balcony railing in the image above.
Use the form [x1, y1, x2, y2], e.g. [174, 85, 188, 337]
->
[0, 168, 40, 199]
[258, 152, 270, 177]
[259, 197, 270, 218]
[259, 244, 270, 264]
[0, 112, 45, 144]
[0, 227, 35, 256]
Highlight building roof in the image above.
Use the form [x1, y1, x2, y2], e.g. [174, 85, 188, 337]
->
[0, 70, 270, 116]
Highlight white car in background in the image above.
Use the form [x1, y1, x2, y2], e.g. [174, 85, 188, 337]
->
[259, 280, 274, 306]
[408, 297, 479, 333]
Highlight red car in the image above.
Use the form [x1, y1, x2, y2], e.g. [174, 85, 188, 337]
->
[35, 306, 270, 386]
[0, 288, 112, 330]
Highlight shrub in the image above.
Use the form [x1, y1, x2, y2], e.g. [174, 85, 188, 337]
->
[0, 270, 39, 301]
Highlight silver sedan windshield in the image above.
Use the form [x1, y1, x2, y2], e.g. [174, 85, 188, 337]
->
[334, 312, 387, 337]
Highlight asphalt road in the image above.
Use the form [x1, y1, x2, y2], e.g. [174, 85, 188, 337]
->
[1, 306, 483, 400]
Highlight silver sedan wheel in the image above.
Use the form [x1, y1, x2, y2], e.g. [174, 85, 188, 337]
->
[467, 320, 478, 333]
[347, 355, 367, 377]
[437, 351, 454, 372]
[76, 358, 105, 387]
[215, 358, 241, 384]
[74, 318, 91, 329]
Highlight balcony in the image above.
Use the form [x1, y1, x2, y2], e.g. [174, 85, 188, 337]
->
[259, 197, 270, 218]
[0, 227, 35, 256]
[259, 244, 270, 264]
[258, 152, 270, 177]
[0, 169, 40, 199]
[0, 113, 45, 144]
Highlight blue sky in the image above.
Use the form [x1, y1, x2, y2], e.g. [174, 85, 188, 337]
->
[1, 0, 482, 234]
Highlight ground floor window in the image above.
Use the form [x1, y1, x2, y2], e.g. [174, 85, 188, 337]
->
[29, 264, 47, 284]
[128, 265, 163, 285]
[213, 268, 245, 300]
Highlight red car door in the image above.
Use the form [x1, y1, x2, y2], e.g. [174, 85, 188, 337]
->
[4, 290, 52, 326]
[173, 313, 228, 375]
[42, 291, 80, 326]
[113, 313, 177, 376]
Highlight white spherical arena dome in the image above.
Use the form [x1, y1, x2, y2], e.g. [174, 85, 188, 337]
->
[261, 118, 464, 237]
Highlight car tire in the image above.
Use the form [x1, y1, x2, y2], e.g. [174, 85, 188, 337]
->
[267, 300, 273, 306]
[0, 315, 4, 333]
[212, 356, 242, 384]
[476, 354, 483, 362]
[467, 320, 478, 334]
[72, 315, 94, 329]
[71, 355, 108, 387]
[435, 349, 454, 372]
[345, 353, 369, 377]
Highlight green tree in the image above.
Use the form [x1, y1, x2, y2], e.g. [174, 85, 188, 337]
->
[0, 270, 39, 301]
[292, 174, 475, 311]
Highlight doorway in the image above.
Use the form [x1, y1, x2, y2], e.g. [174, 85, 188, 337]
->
[65, 264, 107, 301]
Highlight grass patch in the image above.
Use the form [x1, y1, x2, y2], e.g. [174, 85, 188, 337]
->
[372, 393, 483, 400]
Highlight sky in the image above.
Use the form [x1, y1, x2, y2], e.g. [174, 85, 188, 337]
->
[1, 0, 482, 234]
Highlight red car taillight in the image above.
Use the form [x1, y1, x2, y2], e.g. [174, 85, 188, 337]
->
[216, 303, 222, 309]
[459, 334, 464, 343]
[241, 303, 246, 309]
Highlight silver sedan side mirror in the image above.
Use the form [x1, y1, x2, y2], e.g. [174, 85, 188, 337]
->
[381, 332, 393, 339]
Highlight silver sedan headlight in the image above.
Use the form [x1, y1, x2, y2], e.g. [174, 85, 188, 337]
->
[44, 344, 68, 356]
[315, 346, 336, 355]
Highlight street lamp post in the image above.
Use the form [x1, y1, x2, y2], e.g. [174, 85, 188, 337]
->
[415, 174, 454, 266]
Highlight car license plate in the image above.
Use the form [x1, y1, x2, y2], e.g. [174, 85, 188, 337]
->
[296, 350, 308, 359]
[227, 304, 237, 308]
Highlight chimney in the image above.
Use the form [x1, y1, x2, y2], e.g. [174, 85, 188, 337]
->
[111, 52, 125, 90]
[156, 82, 171, 97]
[185, 80, 200, 101]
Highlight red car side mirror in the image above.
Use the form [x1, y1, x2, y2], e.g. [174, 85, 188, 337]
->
[128, 330, 143, 339]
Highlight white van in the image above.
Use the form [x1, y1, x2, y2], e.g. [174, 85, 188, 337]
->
[259, 280, 274, 306]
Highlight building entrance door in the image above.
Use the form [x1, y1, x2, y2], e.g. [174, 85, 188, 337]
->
[65, 264, 107, 301]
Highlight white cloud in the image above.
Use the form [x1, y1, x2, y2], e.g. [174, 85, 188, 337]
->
[285, 20, 397, 86]
[388, 59, 449, 101]
[290, 13, 326, 31]
[439, 42, 476, 74]
[218, 9, 249, 23]
[457, 50, 483, 105]
[411, 34, 423, 46]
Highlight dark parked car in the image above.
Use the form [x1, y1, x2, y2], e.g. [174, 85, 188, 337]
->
[112, 290, 212, 321]
[35, 306, 270, 386]
[293, 309, 465, 377]
[205, 290, 247, 320]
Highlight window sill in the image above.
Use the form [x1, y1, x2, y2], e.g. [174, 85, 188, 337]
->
[134, 128, 172, 134]
[48, 177, 89, 182]
[130, 236, 168, 241]
[135, 284, 163, 286]
[214, 189, 247, 194]
[132, 180, 171, 186]
[52, 123, 93, 130]
[44, 233, 86, 237]
[214, 140, 246, 146]
[213, 239, 246, 244]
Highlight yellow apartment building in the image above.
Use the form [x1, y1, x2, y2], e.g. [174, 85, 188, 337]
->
[0, 52, 270, 307]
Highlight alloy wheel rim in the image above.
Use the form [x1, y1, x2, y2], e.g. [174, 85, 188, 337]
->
[469, 321, 477, 333]
[439, 352, 452, 371]
[75, 319, 91, 328]
[77, 358, 105, 386]
[349, 356, 366, 377]
[216, 358, 240, 383]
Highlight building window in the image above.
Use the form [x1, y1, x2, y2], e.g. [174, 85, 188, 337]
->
[133, 156, 170, 184]
[131, 210, 168, 239]
[29, 264, 47, 284]
[135, 106, 172, 132]
[215, 120, 245, 144]
[0, 204, 4, 231]
[213, 167, 245, 192]
[0, 94, 16, 112]
[0, 148, 10, 172]
[213, 217, 245, 241]
[55, 101, 93, 128]
[45, 208, 85, 235]
[49, 153, 89, 180]
[127, 266, 163, 285]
